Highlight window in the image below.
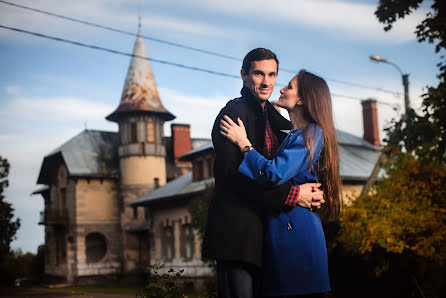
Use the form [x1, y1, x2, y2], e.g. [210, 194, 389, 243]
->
[161, 225, 174, 260]
[130, 122, 137, 143]
[54, 230, 67, 265]
[193, 160, 203, 181]
[180, 224, 194, 260]
[133, 207, 138, 219]
[147, 119, 155, 143]
[154, 177, 160, 189]
[120, 125, 125, 144]
[85, 232, 107, 263]
[206, 158, 213, 178]
[144, 207, 151, 222]
[60, 188, 66, 212]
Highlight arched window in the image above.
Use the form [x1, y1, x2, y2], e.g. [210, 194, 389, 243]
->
[180, 224, 194, 260]
[161, 225, 174, 260]
[85, 232, 107, 263]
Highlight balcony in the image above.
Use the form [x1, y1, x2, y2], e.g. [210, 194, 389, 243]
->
[39, 208, 69, 226]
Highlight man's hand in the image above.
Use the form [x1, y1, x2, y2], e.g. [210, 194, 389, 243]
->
[298, 183, 324, 210]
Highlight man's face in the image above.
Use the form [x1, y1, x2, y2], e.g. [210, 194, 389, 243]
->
[241, 59, 278, 103]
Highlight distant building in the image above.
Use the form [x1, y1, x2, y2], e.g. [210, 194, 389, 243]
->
[33, 29, 382, 289]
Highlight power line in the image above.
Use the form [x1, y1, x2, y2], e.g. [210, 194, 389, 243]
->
[0, 0, 401, 97]
[0, 24, 398, 109]
[331, 93, 400, 109]
[0, 0, 240, 61]
[0, 24, 239, 79]
[317, 77, 400, 97]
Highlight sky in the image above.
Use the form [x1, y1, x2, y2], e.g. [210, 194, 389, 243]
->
[0, 0, 440, 253]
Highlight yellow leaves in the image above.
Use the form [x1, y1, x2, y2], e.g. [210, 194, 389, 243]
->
[335, 156, 446, 271]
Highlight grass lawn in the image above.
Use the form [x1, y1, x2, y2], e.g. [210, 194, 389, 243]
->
[61, 283, 143, 295]
[58, 284, 206, 297]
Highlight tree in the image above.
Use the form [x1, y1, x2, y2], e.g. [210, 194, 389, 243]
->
[375, 0, 446, 163]
[333, 2, 446, 296]
[0, 156, 20, 257]
[187, 183, 214, 244]
[336, 156, 446, 275]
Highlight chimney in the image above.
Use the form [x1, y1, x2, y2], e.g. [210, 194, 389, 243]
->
[361, 99, 381, 146]
[171, 124, 192, 164]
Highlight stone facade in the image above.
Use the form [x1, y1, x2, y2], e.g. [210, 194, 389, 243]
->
[40, 163, 122, 282]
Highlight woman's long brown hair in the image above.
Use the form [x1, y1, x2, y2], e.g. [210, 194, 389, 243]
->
[297, 70, 342, 221]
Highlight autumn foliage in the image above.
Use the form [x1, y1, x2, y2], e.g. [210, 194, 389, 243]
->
[336, 156, 446, 275]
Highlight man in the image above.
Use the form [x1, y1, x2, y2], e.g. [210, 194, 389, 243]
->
[202, 48, 324, 298]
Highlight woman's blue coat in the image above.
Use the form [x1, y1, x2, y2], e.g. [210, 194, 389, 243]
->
[238, 125, 331, 296]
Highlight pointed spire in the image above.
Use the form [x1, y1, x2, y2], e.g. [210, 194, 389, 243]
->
[106, 31, 175, 122]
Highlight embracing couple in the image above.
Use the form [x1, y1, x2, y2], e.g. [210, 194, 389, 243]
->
[202, 48, 342, 298]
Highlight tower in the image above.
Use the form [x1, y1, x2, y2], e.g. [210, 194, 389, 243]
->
[106, 31, 175, 272]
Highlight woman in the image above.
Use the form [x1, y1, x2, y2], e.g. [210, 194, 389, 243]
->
[220, 70, 342, 297]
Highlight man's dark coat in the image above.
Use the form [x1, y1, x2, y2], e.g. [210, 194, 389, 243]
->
[202, 86, 293, 267]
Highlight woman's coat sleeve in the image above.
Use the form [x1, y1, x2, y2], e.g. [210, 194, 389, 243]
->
[238, 126, 323, 186]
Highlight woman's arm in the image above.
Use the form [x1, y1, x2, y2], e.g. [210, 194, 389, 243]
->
[220, 116, 323, 186]
[219, 115, 253, 153]
[239, 135, 313, 186]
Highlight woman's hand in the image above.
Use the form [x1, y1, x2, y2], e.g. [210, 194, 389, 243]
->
[220, 115, 252, 151]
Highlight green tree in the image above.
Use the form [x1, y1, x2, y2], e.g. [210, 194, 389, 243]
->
[375, 0, 446, 163]
[187, 183, 214, 243]
[0, 156, 20, 257]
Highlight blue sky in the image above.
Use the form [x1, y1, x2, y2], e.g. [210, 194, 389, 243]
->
[0, 0, 440, 253]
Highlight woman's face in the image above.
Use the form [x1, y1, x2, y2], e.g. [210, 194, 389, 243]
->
[277, 76, 301, 111]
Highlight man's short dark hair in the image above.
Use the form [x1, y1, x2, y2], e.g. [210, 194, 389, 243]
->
[242, 48, 279, 74]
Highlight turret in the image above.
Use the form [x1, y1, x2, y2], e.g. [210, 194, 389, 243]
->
[106, 30, 174, 272]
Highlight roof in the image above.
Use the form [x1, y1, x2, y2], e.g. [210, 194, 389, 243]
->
[37, 130, 119, 184]
[339, 145, 379, 180]
[192, 138, 211, 149]
[336, 130, 380, 150]
[37, 128, 210, 184]
[31, 185, 49, 195]
[180, 142, 214, 161]
[336, 130, 381, 180]
[106, 31, 174, 122]
[131, 172, 214, 206]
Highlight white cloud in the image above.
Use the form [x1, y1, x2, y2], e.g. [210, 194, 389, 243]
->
[143, 13, 246, 38]
[188, 0, 426, 43]
[5, 85, 21, 96]
[0, 0, 247, 45]
[0, 96, 115, 127]
[159, 87, 228, 138]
